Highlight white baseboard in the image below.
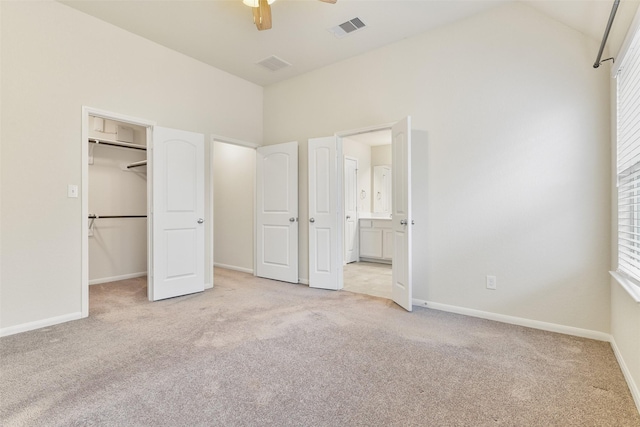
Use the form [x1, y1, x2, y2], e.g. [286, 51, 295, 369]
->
[0, 312, 83, 337]
[610, 336, 640, 413]
[412, 298, 611, 342]
[299, 278, 309, 285]
[89, 272, 146, 285]
[213, 263, 254, 274]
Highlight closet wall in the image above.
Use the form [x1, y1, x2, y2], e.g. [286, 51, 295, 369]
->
[88, 117, 148, 284]
[213, 141, 255, 273]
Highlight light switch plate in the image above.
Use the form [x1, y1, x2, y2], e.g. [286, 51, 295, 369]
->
[486, 275, 497, 290]
[68, 184, 78, 198]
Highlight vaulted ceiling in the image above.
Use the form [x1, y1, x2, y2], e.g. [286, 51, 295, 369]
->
[59, 0, 620, 87]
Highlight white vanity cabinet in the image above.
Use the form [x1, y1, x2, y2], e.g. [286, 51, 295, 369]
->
[359, 219, 393, 263]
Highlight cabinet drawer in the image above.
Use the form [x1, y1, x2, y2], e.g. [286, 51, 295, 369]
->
[360, 220, 373, 228]
[371, 219, 391, 229]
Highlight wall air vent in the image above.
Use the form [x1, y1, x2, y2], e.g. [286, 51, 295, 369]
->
[257, 55, 292, 72]
[329, 17, 367, 38]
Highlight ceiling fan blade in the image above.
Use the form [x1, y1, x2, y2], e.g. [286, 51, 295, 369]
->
[318, 0, 337, 3]
[253, 0, 272, 31]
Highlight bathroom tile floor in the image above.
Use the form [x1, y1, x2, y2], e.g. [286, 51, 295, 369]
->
[343, 261, 392, 300]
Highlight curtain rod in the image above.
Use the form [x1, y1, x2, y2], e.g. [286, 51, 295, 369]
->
[594, 0, 620, 68]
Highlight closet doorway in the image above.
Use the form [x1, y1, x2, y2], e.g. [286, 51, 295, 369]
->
[87, 116, 149, 286]
[212, 138, 257, 275]
[81, 107, 208, 317]
[341, 130, 393, 300]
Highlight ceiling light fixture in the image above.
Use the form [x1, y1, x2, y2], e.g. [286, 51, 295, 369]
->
[242, 0, 275, 7]
[243, 0, 337, 31]
[245, 0, 273, 31]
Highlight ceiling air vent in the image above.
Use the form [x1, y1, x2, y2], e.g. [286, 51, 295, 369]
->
[329, 17, 367, 38]
[257, 55, 292, 72]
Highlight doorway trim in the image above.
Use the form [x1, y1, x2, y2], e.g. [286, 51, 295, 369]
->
[81, 107, 155, 318]
[335, 123, 395, 140]
[344, 155, 360, 264]
[211, 134, 260, 149]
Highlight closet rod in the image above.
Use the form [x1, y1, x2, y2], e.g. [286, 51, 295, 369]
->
[593, 0, 619, 68]
[89, 138, 147, 151]
[88, 214, 147, 219]
[127, 160, 147, 169]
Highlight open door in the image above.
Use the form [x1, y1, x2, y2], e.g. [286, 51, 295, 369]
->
[391, 117, 413, 311]
[308, 136, 343, 290]
[256, 142, 299, 283]
[344, 157, 358, 264]
[150, 127, 205, 301]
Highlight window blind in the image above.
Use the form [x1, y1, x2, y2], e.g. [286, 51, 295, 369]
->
[617, 25, 640, 282]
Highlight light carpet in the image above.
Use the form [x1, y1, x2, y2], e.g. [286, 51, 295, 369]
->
[1, 268, 639, 426]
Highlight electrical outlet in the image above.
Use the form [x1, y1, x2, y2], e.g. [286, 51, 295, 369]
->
[486, 275, 497, 290]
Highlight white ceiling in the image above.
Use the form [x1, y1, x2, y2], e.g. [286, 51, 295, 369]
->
[59, 0, 617, 87]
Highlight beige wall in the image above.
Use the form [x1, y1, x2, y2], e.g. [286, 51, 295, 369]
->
[371, 145, 392, 168]
[264, 3, 611, 333]
[0, 1, 263, 331]
[213, 141, 255, 273]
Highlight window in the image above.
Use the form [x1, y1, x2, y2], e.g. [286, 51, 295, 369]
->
[616, 21, 640, 287]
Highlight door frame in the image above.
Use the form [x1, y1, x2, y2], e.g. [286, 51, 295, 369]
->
[344, 155, 359, 264]
[81, 107, 155, 318]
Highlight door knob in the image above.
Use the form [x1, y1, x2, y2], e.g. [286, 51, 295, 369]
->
[310, 218, 315, 223]
[197, 218, 204, 224]
[289, 217, 295, 222]
[346, 215, 351, 220]
[400, 219, 407, 225]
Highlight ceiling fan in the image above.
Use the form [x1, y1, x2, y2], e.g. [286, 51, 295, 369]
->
[243, 0, 337, 31]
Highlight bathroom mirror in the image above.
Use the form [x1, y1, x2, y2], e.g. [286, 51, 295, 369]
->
[373, 165, 392, 214]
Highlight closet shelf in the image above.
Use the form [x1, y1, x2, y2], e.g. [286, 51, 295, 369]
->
[89, 138, 146, 151]
[127, 160, 147, 169]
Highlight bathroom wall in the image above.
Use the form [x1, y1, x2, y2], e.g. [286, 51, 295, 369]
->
[343, 137, 372, 214]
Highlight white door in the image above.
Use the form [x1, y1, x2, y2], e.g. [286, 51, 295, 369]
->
[256, 142, 298, 283]
[308, 137, 343, 290]
[150, 127, 205, 301]
[344, 157, 358, 264]
[391, 117, 413, 311]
